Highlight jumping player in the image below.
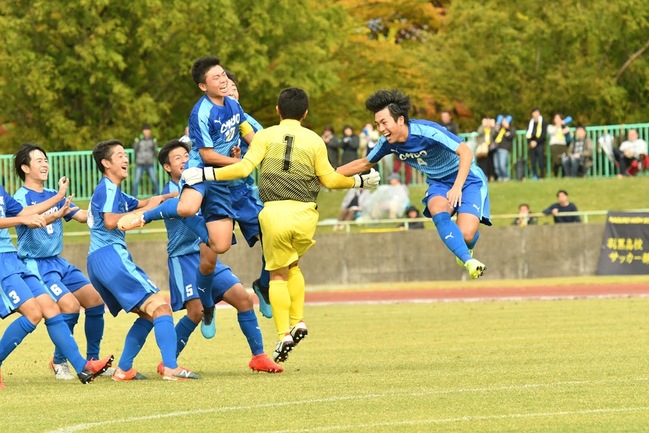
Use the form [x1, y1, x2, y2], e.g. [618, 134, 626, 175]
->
[337, 89, 490, 279]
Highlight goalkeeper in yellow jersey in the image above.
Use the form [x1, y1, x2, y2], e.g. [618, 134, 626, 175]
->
[181, 87, 380, 364]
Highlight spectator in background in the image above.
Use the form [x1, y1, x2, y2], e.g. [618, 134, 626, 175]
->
[322, 125, 340, 168]
[131, 123, 159, 197]
[340, 125, 360, 166]
[402, 205, 425, 230]
[440, 110, 459, 135]
[542, 190, 581, 224]
[476, 116, 496, 181]
[359, 173, 410, 220]
[492, 115, 515, 182]
[334, 188, 371, 231]
[526, 108, 548, 179]
[618, 129, 648, 177]
[562, 126, 593, 177]
[512, 203, 538, 226]
[546, 113, 571, 177]
[359, 122, 380, 158]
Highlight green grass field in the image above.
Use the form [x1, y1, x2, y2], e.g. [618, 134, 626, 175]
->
[2, 280, 649, 433]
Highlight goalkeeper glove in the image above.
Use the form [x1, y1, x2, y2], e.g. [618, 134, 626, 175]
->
[352, 168, 380, 189]
[180, 167, 216, 185]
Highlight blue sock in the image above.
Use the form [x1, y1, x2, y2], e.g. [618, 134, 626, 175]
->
[153, 315, 178, 369]
[175, 315, 198, 357]
[432, 213, 473, 264]
[181, 215, 210, 244]
[238, 310, 264, 356]
[143, 198, 179, 223]
[259, 257, 270, 288]
[467, 231, 480, 250]
[45, 314, 86, 373]
[118, 317, 153, 371]
[0, 316, 36, 365]
[197, 271, 215, 308]
[52, 313, 79, 364]
[84, 304, 105, 361]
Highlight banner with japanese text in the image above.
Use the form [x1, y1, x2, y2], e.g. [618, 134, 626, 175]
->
[596, 212, 649, 275]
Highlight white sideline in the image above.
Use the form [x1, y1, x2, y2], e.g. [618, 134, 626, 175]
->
[48, 377, 649, 433]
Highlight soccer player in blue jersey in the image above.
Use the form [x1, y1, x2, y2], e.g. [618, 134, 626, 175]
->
[156, 139, 282, 372]
[87, 139, 199, 381]
[0, 179, 113, 388]
[225, 70, 272, 320]
[13, 143, 108, 381]
[337, 89, 489, 279]
[117, 56, 261, 338]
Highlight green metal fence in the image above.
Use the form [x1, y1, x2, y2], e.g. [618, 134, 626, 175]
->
[0, 149, 165, 199]
[0, 123, 647, 199]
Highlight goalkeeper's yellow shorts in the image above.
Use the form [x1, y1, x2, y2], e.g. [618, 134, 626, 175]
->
[258, 200, 318, 271]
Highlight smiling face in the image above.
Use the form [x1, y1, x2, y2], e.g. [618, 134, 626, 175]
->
[23, 149, 49, 186]
[103, 144, 129, 183]
[164, 146, 190, 182]
[198, 65, 229, 101]
[374, 107, 407, 144]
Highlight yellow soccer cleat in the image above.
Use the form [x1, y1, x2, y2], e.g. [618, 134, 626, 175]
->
[117, 211, 145, 231]
[456, 249, 473, 268]
[464, 258, 486, 279]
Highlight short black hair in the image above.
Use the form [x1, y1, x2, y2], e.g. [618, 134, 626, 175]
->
[191, 56, 221, 85]
[365, 89, 411, 124]
[557, 189, 568, 197]
[277, 87, 309, 120]
[225, 69, 238, 88]
[92, 139, 123, 173]
[14, 143, 47, 181]
[158, 139, 190, 173]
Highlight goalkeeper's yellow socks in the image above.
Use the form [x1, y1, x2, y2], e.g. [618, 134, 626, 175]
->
[287, 266, 305, 327]
[269, 280, 291, 340]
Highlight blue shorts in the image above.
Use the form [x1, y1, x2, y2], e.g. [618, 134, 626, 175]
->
[181, 180, 237, 223]
[230, 182, 262, 247]
[23, 257, 90, 303]
[0, 252, 46, 318]
[168, 252, 240, 311]
[87, 245, 159, 317]
[422, 169, 492, 226]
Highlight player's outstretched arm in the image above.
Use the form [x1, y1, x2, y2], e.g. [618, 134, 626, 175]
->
[336, 157, 374, 176]
[319, 168, 380, 190]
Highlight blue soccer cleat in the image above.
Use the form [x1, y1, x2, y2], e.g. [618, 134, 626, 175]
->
[200, 306, 216, 339]
[252, 279, 273, 319]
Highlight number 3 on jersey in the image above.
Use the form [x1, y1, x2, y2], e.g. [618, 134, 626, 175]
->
[283, 135, 295, 171]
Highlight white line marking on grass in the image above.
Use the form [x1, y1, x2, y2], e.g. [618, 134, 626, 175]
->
[47, 377, 649, 433]
[265, 406, 649, 433]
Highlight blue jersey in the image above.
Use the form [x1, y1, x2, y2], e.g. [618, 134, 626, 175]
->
[88, 177, 139, 254]
[13, 186, 79, 259]
[0, 186, 24, 253]
[367, 119, 483, 180]
[187, 95, 248, 171]
[162, 180, 201, 258]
